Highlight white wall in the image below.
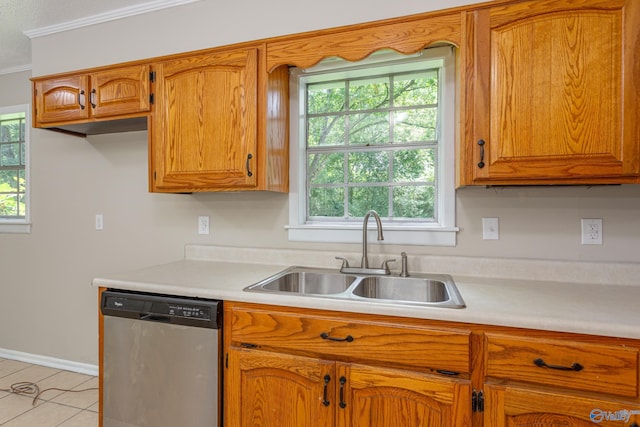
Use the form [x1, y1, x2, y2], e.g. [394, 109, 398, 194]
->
[1, 0, 639, 366]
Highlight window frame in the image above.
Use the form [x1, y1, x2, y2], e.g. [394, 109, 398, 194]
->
[287, 46, 457, 246]
[0, 104, 31, 234]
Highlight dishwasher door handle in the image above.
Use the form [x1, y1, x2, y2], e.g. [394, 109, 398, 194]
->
[139, 314, 171, 323]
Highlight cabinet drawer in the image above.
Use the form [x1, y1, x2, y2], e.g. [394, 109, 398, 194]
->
[229, 306, 470, 373]
[485, 333, 639, 397]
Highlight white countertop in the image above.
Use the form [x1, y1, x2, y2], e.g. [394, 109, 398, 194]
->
[92, 245, 640, 340]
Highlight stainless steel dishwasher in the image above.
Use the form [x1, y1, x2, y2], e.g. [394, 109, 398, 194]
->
[101, 289, 222, 427]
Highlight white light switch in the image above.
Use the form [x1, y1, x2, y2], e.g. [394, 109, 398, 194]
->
[95, 214, 104, 231]
[198, 215, 210, 235]
[482, 217, 499, 240]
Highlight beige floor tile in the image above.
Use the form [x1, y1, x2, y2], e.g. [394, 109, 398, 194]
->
[57, 410, 98, 427]
[0, 360, 30, 380]
[86, 401, 99, 412]
[0, 364, 60, 390]
[1, 401, 80, 427]
[0, 394, 35, 424]
[36, 370, 95, 403]
[50, 377, 98, 410]
[0, 360, 99, 426]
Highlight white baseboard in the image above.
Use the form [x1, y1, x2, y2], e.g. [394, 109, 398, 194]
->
[0, 348, 98, 376]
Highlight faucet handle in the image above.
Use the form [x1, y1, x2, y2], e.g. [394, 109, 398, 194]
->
[335, 257, 350, 269]
[400, 252, 410, 277]
[381, 259, 396, 274]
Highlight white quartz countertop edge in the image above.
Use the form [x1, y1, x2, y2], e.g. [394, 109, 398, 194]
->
[92, 257, 640, 340]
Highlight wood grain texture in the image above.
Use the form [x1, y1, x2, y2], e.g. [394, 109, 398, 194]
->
[97, 287, 105, 427]
[90, 64, 150, 118]
[228, 304, 471, 373]
[485, 332, 639, 397]
[226, 347, 334, 427]
[460, 0, 640, 185]
[33, 65, 151, 128]
[266, 12, 463, 72]
[33, 75, 90, 124]
[338, 363, 471, 427]
[151, 48, 258, 192]
[484, 384, 640, 426]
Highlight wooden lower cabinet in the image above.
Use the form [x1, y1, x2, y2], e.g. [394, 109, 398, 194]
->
[225, 346, 471, 427]
[223, 302, 640, 427]
[484, 384, 640, 427]
[339, 363, 471, 426]
[226, 347, 333, 427]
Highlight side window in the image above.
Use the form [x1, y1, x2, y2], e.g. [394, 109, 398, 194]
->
[0, 104, 30, 233]
[288, 47, 457, 246]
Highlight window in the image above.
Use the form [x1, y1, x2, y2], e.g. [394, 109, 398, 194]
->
[288, 47, 457, 246]
[0, 104, 30, 233]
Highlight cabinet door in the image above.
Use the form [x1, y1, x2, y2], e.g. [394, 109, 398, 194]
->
[89, 65, 150, 118]
[463, 0, 640, 185]
[34, 75, 90, 124]
[152, 48, 258, 192]
[337, 363, 471, 427]
[484, 383, 640, 426]
[225, 347, 334, 427]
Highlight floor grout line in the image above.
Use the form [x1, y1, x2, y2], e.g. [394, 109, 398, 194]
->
[0, 358, 98, 427]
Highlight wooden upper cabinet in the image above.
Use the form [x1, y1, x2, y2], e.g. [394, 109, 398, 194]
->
[150, 46, 289, 192]
[88, 66, 150, 119]
[33, 75, 90, 124]
[33, 64, 151, 127]
[460, 0, 640, 185]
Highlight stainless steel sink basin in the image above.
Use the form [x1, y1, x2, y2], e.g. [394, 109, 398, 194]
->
[245, 267, 465, 309]
[352, 276, 449, 303]
[248, 267, 356, 295]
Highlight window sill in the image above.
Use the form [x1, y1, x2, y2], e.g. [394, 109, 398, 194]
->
[0, 222, 31, 234]
[286, 224, 458, 246]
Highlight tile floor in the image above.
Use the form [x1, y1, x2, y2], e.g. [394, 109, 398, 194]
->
[0, 357, 98, 426]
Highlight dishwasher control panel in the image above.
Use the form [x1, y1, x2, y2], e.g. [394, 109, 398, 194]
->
[163, 302, 211, 320]
[101, 289, 222, 329]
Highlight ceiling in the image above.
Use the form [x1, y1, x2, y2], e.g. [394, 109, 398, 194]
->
[0, 0, 197, 75]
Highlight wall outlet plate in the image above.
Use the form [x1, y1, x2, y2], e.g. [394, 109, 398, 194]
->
[482, 217, 499, 240]
[581, 218, 602, 245]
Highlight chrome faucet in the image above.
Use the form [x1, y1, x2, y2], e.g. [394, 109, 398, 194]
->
[336, 210, 395, 275]
[361, 210, 383, 268]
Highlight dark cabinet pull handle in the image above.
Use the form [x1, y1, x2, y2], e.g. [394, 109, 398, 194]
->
[90, 88, 97, 108]
[339, 376, 347, 409]
[246, 153, 253, 177]
[534, 358, 584, 372]
[477, 139, 485, 168]
[322, 374, 330, 406]
[320, 332, 354, 342]
[78, 90, 85, 110]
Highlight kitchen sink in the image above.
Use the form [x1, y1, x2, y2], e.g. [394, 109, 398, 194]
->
[352, 276, 449, 303]
[245, 267, 465, 309]
[256, 269, 357, 295]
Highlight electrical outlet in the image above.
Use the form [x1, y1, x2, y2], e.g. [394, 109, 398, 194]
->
[198, 215, 210, 235]
[581, 218, 602, 245]
[482, 217, 499, 240]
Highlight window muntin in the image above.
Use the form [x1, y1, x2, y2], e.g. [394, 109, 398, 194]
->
[306, 67, 439, 221]
[0, 104, 30, 233]
[288, 47, 457, 246]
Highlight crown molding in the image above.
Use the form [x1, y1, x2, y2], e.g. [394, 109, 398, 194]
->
[24, 0, 201, 38]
